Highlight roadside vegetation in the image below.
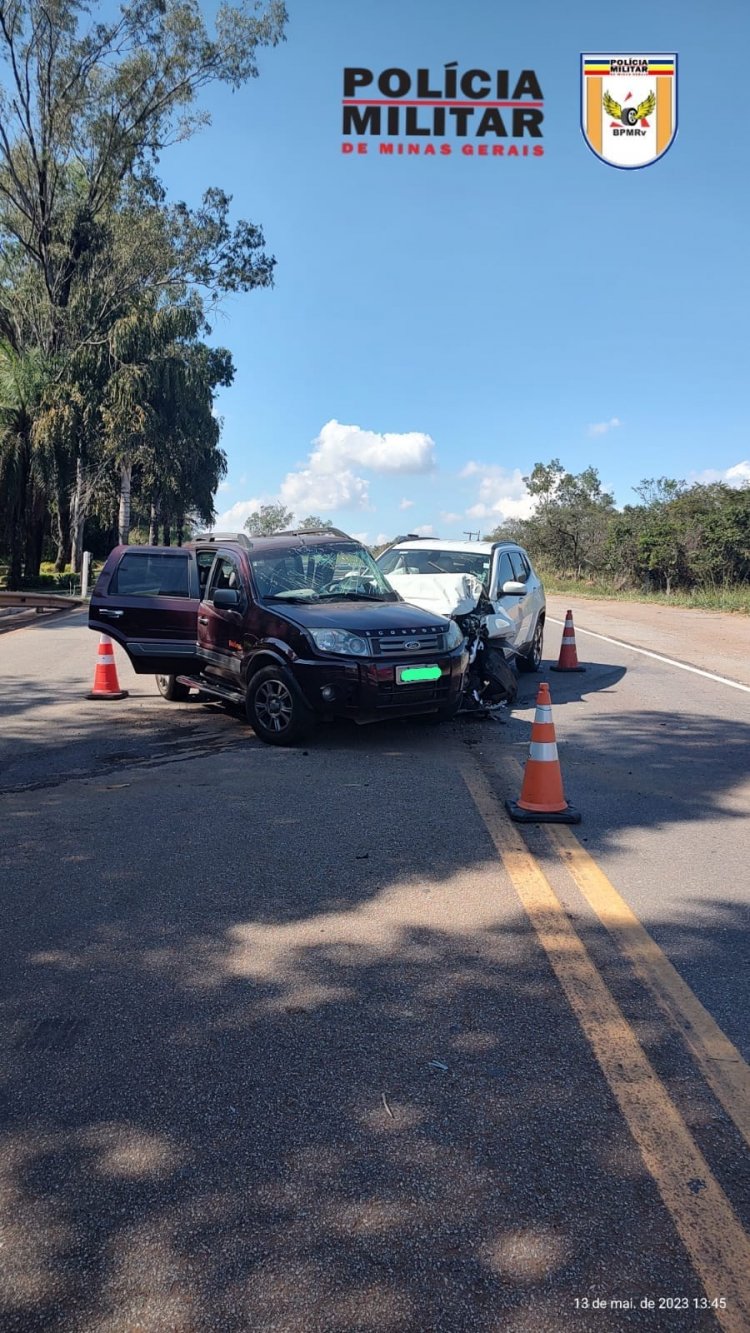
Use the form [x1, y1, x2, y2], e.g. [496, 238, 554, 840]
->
[0, 0, 287, 589]
[484, 461, 750, 614]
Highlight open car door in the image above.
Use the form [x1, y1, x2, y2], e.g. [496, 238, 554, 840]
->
[89, 546, 202, 676]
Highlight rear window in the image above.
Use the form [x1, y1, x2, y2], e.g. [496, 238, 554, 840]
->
[111, 552, 190, 598]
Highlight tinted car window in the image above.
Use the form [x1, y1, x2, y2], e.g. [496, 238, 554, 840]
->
[509, 550, 530, 583]
[111, 552, 190, 598]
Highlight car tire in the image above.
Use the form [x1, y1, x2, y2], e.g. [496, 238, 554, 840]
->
[246, 666, 313, 746]
[517, 616, 544, 673]
[155, 674, 191, 701]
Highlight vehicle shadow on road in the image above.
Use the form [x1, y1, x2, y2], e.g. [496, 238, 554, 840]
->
[513, 661, 628, 709]
[1, 742, 746, 1331]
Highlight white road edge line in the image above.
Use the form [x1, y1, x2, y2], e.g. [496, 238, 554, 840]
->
[547, 617, 750, 694]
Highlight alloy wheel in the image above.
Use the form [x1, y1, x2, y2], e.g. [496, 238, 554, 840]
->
[254, 678, 294, 733]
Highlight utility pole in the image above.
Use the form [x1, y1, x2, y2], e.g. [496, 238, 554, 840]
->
[463, 530, 480, 542]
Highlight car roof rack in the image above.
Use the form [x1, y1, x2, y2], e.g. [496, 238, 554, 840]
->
[271, 527, 351, 540]
[190, 527, 353, 548]
[191, 531, 254, 548]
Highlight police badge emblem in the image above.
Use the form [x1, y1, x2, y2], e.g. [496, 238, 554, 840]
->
[581, 53, 677, 168]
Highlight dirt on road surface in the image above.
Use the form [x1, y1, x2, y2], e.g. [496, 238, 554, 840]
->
[545, 595, 750, 687]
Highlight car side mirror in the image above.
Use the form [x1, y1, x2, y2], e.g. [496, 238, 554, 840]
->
[213, 587, 240, 609]
[500, 580, 526, 596]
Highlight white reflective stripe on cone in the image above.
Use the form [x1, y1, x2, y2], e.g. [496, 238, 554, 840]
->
[97, 655, 115, 665]
[534, 706, 553, 722]
[529, 741, 559, 762]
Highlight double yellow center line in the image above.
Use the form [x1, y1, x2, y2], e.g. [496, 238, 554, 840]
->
[460, 757, 750, 1333]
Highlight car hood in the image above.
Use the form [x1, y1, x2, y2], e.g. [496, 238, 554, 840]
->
[384, 572, 516, 640]
[385, 571, 486, 618]
[277, 598, 450, 633]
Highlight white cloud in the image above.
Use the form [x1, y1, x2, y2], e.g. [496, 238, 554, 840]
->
[689, 459, 750, 488]
[280, 467, 372, 513]
[278, 419, 436, 514]
[350, 531, 370, 544]
[588, 417, 622, 437]
[375, 532, 393, 547]
[399, 497, 415, 510]
[217, 481, 231, 493]
[214, 497, 262, 529]
[461, 464, 536, 523]
[440, 511, 463, 524]
[413, 523, 434, 536]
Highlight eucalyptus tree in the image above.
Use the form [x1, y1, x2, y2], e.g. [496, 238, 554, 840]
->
[0, 0, 286, 569]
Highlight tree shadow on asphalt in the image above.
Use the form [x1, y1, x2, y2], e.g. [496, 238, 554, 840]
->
[0, 776, 746, 1330]
[0, 680, 247, 793]
[548, 707, 750, 829]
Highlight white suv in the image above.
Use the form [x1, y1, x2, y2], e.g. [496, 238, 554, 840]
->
[377, 538, 546, 671]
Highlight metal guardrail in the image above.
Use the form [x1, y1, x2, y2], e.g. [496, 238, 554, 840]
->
[0, 591, 83, 610]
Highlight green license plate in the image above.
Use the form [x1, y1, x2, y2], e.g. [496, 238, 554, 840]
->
[396, 664, 442, 684]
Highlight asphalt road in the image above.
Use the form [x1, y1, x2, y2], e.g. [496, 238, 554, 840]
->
[1, 607, 749, 1332]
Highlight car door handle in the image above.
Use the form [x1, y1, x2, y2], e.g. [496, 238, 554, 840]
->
[198, 616, 209, 624]
[100, 609, 124, 619]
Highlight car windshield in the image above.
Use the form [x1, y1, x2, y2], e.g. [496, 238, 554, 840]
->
[378, 546, 492, 585]
[251, 543, 395, 601]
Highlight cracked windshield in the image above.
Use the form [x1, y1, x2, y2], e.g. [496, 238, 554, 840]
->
[252, 543, 396, 601]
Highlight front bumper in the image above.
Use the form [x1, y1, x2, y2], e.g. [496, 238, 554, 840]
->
[292, 646, 468, 720]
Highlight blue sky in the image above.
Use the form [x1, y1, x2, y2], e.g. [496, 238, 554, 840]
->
[157, 0, 749, 543]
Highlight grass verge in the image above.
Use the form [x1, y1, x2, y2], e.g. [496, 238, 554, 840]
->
[539, 573, 750, 614]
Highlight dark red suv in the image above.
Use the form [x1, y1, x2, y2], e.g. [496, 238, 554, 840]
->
[89, 530, 468, 744]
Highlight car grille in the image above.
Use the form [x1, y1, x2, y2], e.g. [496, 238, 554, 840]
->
[370, 631, 444, 655]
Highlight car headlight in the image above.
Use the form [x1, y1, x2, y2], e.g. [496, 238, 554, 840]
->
[445, 620, 465, 650]
[309, 628, 369, 656]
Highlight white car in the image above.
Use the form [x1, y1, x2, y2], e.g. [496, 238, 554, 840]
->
[377, 538, 546, 671]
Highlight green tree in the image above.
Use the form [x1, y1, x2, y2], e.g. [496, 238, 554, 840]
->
[98, 304, 232, 546]
[0, 0, 286, 344]
[244, 502, 294, 536]
[0, 0, 286, 572]
[671, 483, 750, 588]
[297, 515, 334, 531]
[487, 459, 615, 576]
[0, 341, 49, 585]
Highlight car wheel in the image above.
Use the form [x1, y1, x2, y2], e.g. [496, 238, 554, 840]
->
[246, 666, 312, 746]
[155, 674, 191, 701]
[518, 616, 544, 673]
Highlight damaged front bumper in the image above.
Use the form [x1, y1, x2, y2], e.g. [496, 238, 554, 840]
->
[292, 646, 468, 722]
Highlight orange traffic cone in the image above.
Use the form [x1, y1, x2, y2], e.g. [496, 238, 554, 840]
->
[551, 609, 586, 672]
[506, 681, 580, 824]
[86, 635, 129, 700]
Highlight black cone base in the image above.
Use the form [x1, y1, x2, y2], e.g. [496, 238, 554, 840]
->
[506, 799, 581, 825]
